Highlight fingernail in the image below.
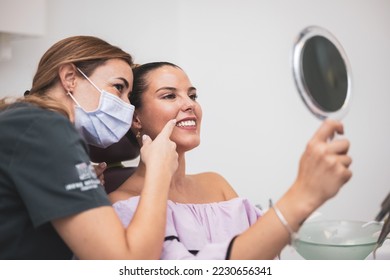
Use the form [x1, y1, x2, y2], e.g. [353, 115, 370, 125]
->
[99, 162, 107, 168]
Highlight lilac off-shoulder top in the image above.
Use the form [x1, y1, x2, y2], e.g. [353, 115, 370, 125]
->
[113, 197, 262, 259]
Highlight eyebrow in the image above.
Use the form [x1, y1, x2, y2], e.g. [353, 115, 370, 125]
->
[117, 77, 130, 89]
[156, 86, 197, 93]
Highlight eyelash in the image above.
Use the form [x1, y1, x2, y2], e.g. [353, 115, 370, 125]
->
[162, 93, 176, 100]
[162, 93, 198, 100]
[113, 84, 125, 92]
[190, 93, 198, 100]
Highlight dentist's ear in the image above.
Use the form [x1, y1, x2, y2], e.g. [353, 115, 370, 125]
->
[59, 63, 77, 92]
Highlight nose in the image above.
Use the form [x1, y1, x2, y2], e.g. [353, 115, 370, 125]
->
[121, 94, 130, 104]
[181, 97, 195, 112]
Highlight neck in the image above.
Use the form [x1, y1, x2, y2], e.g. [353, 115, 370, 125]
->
[135, 151, 188, 191]
[46, 86, 76, 122]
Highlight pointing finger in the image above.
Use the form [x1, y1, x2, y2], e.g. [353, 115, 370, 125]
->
[157, 119, 176, 139]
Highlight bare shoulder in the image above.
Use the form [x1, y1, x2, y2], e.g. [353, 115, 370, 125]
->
[108, 173, 143, 204]
[192, 172, 238, 200]
[108, 187, 139, 204]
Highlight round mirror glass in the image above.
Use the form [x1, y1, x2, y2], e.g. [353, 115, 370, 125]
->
[292, 26, 352, 120]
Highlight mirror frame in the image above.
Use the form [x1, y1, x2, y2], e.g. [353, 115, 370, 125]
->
[292, 26, 352, 120]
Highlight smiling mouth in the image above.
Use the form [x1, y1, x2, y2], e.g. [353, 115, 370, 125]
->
[176, 120, 196, 127]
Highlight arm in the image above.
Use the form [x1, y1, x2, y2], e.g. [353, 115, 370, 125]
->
[53, 119, 178, 259]
[230, 119, 352, 259]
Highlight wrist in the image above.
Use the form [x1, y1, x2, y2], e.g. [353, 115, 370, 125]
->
[272, 205, 298, 245]
[277, 186, 316, 231]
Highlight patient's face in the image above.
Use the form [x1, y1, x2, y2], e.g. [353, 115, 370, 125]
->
[137, 65, 202, 152]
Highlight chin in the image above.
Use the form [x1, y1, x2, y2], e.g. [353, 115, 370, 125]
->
[178, 140, 200, 153]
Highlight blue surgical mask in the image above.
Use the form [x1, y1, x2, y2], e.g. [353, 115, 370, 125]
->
[67, 68, 134, 148]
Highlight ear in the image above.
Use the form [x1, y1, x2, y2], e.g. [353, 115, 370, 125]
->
[58, 63, 78, 92]
[132, 111, 142, 130]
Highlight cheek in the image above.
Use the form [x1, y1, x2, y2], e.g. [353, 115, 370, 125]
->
[74, 84, 101, 111]
[140, 107, 176, 137]
[196, 105, 203, 123]
[145, 103, 179, 121]
[197, 105, 203, 118]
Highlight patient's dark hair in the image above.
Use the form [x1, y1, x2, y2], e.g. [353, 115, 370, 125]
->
[130, 62, 180, 109]
[127, 62, 181, 145]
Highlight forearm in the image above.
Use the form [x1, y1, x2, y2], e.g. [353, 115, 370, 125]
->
[125, 167, 171, 259]
[230, 186, 313, 259]
[231, 120, 351, 259]
[54, 166, 172, 260]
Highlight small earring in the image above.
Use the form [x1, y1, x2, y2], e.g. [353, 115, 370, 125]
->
[136, 131, 141, 138]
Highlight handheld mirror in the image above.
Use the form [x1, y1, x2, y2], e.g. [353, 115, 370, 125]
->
[292, 26, 352, 120]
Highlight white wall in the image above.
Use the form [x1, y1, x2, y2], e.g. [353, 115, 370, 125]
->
[1, 0, 390, 230]
[0, 0, 46, 35]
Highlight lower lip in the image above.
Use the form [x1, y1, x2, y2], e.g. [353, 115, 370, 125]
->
[176, 125, 197, 130]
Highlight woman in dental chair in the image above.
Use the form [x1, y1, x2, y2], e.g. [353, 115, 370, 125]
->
[109, 61, 353, 260]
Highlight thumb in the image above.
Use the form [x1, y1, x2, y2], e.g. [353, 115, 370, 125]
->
[98, 161, 107, 169]
[315, 119, 344, 142]
[94, 162, 107, 176]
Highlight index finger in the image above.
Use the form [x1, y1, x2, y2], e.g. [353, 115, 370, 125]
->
[314, 119, 344, 142]
[157, 119, 176, 139]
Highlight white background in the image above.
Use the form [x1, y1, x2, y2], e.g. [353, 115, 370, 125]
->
[1, 0, 390, 258]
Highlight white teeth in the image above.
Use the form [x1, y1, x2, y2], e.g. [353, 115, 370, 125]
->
[176, 120, 196, 127]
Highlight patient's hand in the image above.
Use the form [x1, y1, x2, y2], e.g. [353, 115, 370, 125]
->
[294, 119, 352, 210]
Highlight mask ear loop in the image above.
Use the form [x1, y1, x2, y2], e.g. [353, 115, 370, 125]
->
[67, 91, 82, 107]
[76, 67, 102, 94]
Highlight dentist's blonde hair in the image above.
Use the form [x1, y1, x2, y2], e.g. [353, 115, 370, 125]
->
[1, 36, 133, 118]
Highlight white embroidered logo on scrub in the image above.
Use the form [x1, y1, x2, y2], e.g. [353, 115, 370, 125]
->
[65, 162, 100, 191]
[75, 162, 97, 180]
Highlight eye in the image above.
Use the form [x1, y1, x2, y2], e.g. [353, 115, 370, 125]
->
[189, 93, 198, 101]
[113, 83, 125, 92]
[162, 93, 176, 100]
